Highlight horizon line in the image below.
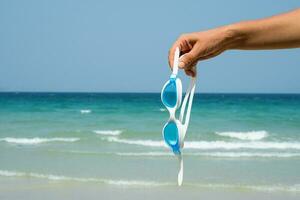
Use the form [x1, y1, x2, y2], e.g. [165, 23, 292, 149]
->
[0, 91, 300, 95]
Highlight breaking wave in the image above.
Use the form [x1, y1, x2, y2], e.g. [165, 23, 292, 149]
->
[216, 131, 268, 141]
[80, 109, 91, 114]
[103, 136, 300, 150]
[94, 130, 122, 136]
[0, 137, 80, 145]
[48, 150, 300, 158]
[116, 152, 300, 158]
[0, 170, 168, 187]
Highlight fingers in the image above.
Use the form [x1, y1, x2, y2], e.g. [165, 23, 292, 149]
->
[178, 44, 199, 69]
[168, 33, 198, 76]
[184, 64, 197, 77]
[168, 34, 193, 70]
[184, 69, 194, 77]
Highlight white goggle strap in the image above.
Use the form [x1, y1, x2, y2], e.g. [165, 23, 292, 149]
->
[177, 154, 183, 186]
[184, 77, 196, 129]
[179, 76, 196, 143]
[170, 47, 180, 78]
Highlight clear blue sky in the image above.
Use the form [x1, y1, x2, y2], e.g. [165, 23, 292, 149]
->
[0, 0, 299, 93]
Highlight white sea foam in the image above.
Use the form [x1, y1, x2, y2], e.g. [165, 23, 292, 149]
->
[80, 109, 91, 114]
[104, 180, 167, 186]
[159, 108, 166, 112]
[0, 170, 21, 177]
[216, 131, 268, 141]
[0, 170, 299, 192]
[94, 130, 122, 136]
[0, 137, 80, 145]
[191, 152, 300, 158]
[188, 183, 300, 193]
[57, 150, 300, 158]
[116, 152, 172, 156]
[104, 136, 165, 147]
[115, 152, 300, 158]
[103, 136, 300, 150]
[185, 141, 300, 150]
[0, 170, 168, 187]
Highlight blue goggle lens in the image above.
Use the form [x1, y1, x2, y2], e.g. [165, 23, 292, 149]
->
[163, 121, 180, 154]
[162, 79, 177, 108]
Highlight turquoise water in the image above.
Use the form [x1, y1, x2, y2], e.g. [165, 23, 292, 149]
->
[0, 92, 300, 192]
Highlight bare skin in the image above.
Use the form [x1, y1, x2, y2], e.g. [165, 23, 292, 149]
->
[169, 8, 300, 77]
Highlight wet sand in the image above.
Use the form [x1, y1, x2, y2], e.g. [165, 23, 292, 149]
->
[1, 177, 299, 200]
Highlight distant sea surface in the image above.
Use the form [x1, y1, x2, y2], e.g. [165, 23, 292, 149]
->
[0, 92, 300, 196]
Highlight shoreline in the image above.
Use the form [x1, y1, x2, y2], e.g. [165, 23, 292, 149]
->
[1, 177, 300, 200]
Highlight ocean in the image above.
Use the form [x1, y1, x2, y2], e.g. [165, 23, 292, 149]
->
[0, 92, 300, 199]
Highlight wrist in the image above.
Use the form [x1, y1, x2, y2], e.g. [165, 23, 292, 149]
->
[221, 23, 248, 50]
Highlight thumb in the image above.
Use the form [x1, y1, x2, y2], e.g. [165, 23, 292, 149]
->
[178, 46, 199, 69]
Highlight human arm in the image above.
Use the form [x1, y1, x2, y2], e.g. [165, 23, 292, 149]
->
[169, 8, 300, 77]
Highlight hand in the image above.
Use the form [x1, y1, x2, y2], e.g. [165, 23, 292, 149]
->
[168, 27, 239, 77]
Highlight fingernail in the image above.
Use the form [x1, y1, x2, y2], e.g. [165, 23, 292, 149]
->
[179, 61, 184, 68]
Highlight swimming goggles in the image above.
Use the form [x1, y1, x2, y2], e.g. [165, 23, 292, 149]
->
[161, 46, 196, 154]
